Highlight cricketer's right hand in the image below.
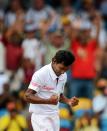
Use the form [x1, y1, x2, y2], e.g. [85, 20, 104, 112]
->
[49, 94, 59, 105]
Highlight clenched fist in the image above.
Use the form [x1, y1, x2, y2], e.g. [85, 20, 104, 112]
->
[67, 96, 79, 107]
[49, 94, 59, 105]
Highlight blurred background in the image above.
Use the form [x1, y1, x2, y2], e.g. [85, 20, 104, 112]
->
[0, 0, 107, 131]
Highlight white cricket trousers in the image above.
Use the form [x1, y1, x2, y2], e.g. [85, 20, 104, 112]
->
[31, 113, 60, 131]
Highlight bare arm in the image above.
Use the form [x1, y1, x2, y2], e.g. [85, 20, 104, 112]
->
[24, 89, 59, 105]
[59, 94, 79, 107]
[59, 94, 69, 104]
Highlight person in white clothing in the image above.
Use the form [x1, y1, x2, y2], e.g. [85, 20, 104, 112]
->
[22, 23, 46, 70]
[24, 50, 79, 131]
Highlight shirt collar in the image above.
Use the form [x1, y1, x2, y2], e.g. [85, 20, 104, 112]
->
[48, 63, 65, 81]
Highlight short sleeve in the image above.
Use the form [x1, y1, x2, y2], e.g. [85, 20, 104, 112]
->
[28, 72, 43, 92]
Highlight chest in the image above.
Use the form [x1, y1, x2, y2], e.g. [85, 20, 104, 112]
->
[39, 77, 65, 98]
[23, 41, 38, 50]
[7, 45, 22, 57]
[33, 10, 48, 21]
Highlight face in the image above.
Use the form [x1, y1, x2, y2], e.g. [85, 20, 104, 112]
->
[10, 110, 17, 118]
[26, 31, 35, 38]
[10, 33, 22, 45]
[52, 61, 69, 76]
[78, 30, 90, 45]
[11, 0, 21, 11]
[34, 0, 44, 10]
[50, 35, 64, 48]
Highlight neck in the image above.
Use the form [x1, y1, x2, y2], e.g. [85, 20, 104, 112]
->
[51, 63, 59, 77]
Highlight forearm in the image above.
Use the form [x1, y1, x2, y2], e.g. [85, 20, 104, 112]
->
[59, 94, 69, 104]
[24, 93, 51, 104]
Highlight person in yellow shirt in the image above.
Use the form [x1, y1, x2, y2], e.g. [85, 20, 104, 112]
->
[0, 102, 28, 131]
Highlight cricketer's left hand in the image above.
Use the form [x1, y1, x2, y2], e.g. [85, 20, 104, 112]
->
[67, 96, 79, 107]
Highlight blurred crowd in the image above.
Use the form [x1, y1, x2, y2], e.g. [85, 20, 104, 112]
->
[0, 0, 107, 131]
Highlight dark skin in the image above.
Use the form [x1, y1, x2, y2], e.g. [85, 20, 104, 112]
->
[24, 59, 79, 106]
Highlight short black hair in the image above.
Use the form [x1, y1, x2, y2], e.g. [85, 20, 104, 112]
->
[53, 50, 75, 66]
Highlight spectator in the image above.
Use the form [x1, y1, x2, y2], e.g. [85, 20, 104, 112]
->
[0, 101, 28, 131]
[69, 20, 99, 99]
[78, 0, 96, 20]
[44, 29, 69, 64]
[4, 31, 23, 72]
[93, 78, 107, 131]
[25, 0, 56, 30]
[90, 11, 107, 48]
[59, 4, 76, 35]
[0, 83, 10, 111]
[22, 23, 46, 70]
[74, 113, 100, 131]
[5, 0, 25, 28]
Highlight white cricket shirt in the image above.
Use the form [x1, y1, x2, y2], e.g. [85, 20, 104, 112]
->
[28, 63, 67, 115]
